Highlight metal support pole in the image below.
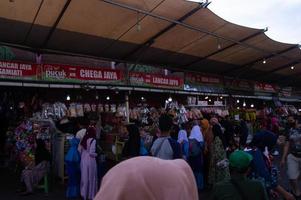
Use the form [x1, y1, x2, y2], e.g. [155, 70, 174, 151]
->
[125, 93, 130, 123]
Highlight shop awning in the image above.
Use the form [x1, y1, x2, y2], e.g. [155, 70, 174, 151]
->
[0, 0, 300, 86]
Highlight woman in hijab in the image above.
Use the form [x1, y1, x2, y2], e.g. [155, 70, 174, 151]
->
[246, 130, 294, 200]
[65, 136, 81, 199]
[208, 118, 230, 187]
[201, 118, 213, 188]
[122, 124, 141, 158]
[94, 157, 199, 200]
[79, 127, 98, 200]
[178, 123, 189, 160]
[188, 122, 205, 190]
[20, 139, 51, 195]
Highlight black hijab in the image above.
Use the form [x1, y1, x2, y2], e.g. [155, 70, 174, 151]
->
[35, 139, 51, 165]
[123, 124, 141, 157]
[212, 124, 227, 149]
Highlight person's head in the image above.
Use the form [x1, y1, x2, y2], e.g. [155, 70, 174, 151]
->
[181, 122, 190, 131]
[94, 157, 199, 200]
[78, 117, 89, 129]
[251, 130, 278, 152]
[212, 124, 222, 138]
[210, 117, 219, 126]
[159, 114, 173, 136]
[126, 124, 140, 139]
[200, 119, 209, 132]
[229, 150, 253, 175]
[80, 126, 96, 149]
[288, 115, 297, 128]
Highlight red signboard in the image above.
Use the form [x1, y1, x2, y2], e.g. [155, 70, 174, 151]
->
[185, 73, 223, 85]
[254, 82, 279, 93]
[0, 60, 38, 80]
[129, 72, 183, 89]
[42, 64, 123, 83]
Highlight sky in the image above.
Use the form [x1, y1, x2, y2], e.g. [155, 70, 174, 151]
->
[202, 0, 301, 44]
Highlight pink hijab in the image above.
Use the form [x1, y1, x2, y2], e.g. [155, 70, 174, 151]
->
[95, 157, 199, 200]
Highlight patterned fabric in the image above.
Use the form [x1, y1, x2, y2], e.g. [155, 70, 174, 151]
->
[286, 128, 301, 157]
[208, 137, 230, 185]
[247, 149, 279, 190]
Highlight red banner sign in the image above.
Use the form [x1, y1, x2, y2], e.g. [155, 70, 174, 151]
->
[42, 64, 123, 83]
[129, 72, 183, 89]
[0, 60, 38, 80]
[185, 73, 223, 85]
[254, 82, 279, 93]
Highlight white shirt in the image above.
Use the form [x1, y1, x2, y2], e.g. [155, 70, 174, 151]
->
[76, 128, 86, 141]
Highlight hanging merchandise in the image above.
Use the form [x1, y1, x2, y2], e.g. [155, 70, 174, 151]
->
[117, 105, 127, 117]
[69, 103, 77, 118]
[110, 104, 117, 113]
[284, 105, 298, 115]
[76, 103, 84, 117]
[178, 105, 188, 124]
[190, 108, 203, 120]
[98, 104, 104, 113]
[91, 104, 97, 112]
[104, 104, 110, 112]
[129, 108, 139, 120]
[84, 103, 92, 113]
[140, 107, 150, 125]
[42, 103, 54, 119]
[53, 102, 68, 120]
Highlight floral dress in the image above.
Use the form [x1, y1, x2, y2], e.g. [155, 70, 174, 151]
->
[208, 137, 230, 185]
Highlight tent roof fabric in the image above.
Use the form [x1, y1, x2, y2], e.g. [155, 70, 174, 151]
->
[0, 0, 300, 87]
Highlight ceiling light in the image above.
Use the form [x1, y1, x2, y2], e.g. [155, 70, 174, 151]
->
[168, 97, 173, 102]
[236, 99, 240, 103]
[291, 66, 295, 70]
[220, 96, 223, 99]
[106, 96, 110, 101]
[66, 95, 71, 101]
[243, 102, 246, 107]
[141, 97, 145, 100]
[263, 59, 266, 64]
[209, 99, 212, 102]
[237, 107, 240, 110]
[205, 96, 209, 100]
[251, 104, 254, 108]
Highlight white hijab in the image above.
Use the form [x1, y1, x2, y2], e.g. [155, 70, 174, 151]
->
[178, 130, 188, 143]
[189, 125, 204, 142]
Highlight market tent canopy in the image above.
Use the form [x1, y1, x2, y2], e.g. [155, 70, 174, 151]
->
[0, 0, 301, 86]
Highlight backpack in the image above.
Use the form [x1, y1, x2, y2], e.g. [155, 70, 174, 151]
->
[168, 138, 182, 159]
[189, 139, 202, 157]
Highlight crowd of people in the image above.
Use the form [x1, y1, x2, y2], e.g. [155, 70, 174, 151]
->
[13, 111, 301, 200]
[99, 112, 300, 200]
